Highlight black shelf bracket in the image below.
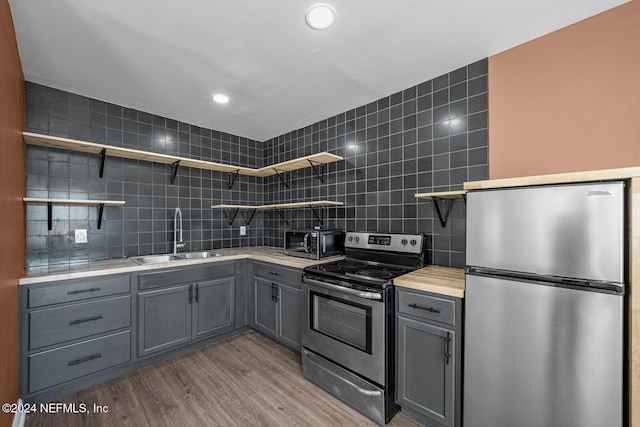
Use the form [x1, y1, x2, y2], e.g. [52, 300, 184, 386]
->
[97, 203, 105, 229]
[47, 202, 52, 231]
[170, 160, 180, 185]
[274, 208, 290, 225]
[273, 169, 290, 188]
[241, 209, 257, 226]
[228, 169, 240, 190]
[98, 148, 107, 178]
[308, 160, 326, 183]
[309, 205, 324, 224]
[223, 208, 240, 226]
[431, 197, 457, 228]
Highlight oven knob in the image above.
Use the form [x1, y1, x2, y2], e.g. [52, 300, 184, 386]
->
[348, 236, 353, 242]
[410, 239, 417, 246]
[401, 239, 408, 245]
[354, 236, 360, 243]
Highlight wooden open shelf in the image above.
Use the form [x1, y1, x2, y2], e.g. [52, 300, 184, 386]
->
[211, 201, 343, 226]
[23, 198, 125, 230]
[23, 132, 342, 183]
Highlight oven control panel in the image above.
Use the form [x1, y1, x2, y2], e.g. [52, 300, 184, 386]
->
[345, 232, 424, 254]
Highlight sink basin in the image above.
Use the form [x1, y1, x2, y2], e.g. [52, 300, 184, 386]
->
[129, 254, 184, 265]
[177, 251, 225, 259]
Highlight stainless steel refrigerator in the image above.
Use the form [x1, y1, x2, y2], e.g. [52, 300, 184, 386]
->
[464, 182, 625, 427]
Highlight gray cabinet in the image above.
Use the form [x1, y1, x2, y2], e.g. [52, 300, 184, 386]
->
[138, 284, 192, 357]
[252, 262, 303, 350]
[193, 278, 235, 339]
[396, 288, 462, 427]
[277, 282, 302, 349]
[254, 278, 277, 337]
[19, 274, 133, 399]
[137, 267, 236, 358]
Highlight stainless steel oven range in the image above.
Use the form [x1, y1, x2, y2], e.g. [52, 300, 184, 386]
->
[302, 232, 428, 425]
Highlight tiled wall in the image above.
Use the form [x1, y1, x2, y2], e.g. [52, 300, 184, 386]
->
[25, 83, 264, 267]
[263, 59, 489, 268]
[24, 58, 488, 269]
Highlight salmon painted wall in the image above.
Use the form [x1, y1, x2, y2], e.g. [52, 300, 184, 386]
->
[488, 0, 640, 179]
[0, 1, 25, 426]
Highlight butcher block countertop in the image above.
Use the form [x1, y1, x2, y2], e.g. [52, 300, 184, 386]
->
[395, 266, 465, 298]
[20, 246, 343, 285]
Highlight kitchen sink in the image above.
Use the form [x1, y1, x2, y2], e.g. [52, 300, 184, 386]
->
[129, 251, 226, 265]
[129, 254, 184, 265]
[177, 251, 225, 259]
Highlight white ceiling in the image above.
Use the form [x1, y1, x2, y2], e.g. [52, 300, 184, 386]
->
[9, 0, 628, 141]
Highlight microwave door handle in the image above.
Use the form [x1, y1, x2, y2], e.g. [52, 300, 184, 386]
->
[303, 233, 310, 253]
[302, 276, 382, 301]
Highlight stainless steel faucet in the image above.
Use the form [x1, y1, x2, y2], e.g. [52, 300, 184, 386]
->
[173, 207, 186, 254]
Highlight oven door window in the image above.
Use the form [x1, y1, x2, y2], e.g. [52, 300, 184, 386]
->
[310, 291, 372, 354]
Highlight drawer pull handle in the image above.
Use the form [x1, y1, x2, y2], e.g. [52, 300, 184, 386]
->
[69, 315, 103, 325]
[269, 271, 282, 276]
[408, 303, 441, 314]
[67, 287, 101, 295]
[67, 352, 102, 367]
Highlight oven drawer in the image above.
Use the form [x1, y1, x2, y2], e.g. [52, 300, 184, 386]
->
[29, 295, 131, 350]
[303, 349, 386, 425]
[28, 330, 131, 393]
[254, 262, 302, 287]
[397, 288, 457, 327]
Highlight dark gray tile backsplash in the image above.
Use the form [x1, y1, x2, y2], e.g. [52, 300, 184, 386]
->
[24, 59, 487, 269]
[262, 60, 488, 267]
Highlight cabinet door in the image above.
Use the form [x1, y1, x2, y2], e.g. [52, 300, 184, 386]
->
[397, 315, 455, 427]
[277, 282, 302, 350]
[138, 284, 192, 358]
[253, 278, 277, 338]
[193, 278, 235, 340]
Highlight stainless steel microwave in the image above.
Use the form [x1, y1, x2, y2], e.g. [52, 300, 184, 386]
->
[284, 229, 343, 260]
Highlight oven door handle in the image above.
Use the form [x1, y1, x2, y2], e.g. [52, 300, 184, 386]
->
[303, 276, 382, 301]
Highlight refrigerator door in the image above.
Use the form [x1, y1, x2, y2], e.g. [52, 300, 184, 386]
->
[466, 182, 624, 284]
[464, 273, 623, 427]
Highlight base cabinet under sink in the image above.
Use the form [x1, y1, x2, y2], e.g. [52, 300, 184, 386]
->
[138, 277, 235, 358]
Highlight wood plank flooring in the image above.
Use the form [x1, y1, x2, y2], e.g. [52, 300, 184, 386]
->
[26, 332, 420, 427]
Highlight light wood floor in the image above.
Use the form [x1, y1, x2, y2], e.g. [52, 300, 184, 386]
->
[26, 331, 420, 427]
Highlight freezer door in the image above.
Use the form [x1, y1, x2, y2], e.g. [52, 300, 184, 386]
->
[467, 182, 624, 283]
[463, 273, 623, 427]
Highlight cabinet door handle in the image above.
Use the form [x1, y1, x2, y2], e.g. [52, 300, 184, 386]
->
[269, 271, 282, 276]
[68, 352, 102, 367]
[408, 303, 441, 314]
[67, 287, 101, 295]
[444, 331, 452, 365]
[188, 286, 193, 304]
[69, 315, 103, 325]
[271, 283, 276, 302]
[195, 283, 199, 303]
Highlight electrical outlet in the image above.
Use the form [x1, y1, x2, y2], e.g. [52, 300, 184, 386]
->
[240, 226, 247, 236]
[75, 229, 88, 244]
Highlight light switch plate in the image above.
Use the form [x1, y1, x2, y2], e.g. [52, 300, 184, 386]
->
[240, 226, 247, 236]
[75, 229, 88, 243]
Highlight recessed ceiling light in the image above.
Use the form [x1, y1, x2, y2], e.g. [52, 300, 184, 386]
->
[305, 4, 336, 30]
[212, 94, 230, 104]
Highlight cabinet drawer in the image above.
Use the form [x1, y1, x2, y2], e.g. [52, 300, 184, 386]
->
[397, 289, 456, 326]
[29, 330, 131, 393]
[254, 262, 302, 288]
[29, 295, 131, 350]
[138, 262, 235, 290]
[28, 275, 130, 308]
